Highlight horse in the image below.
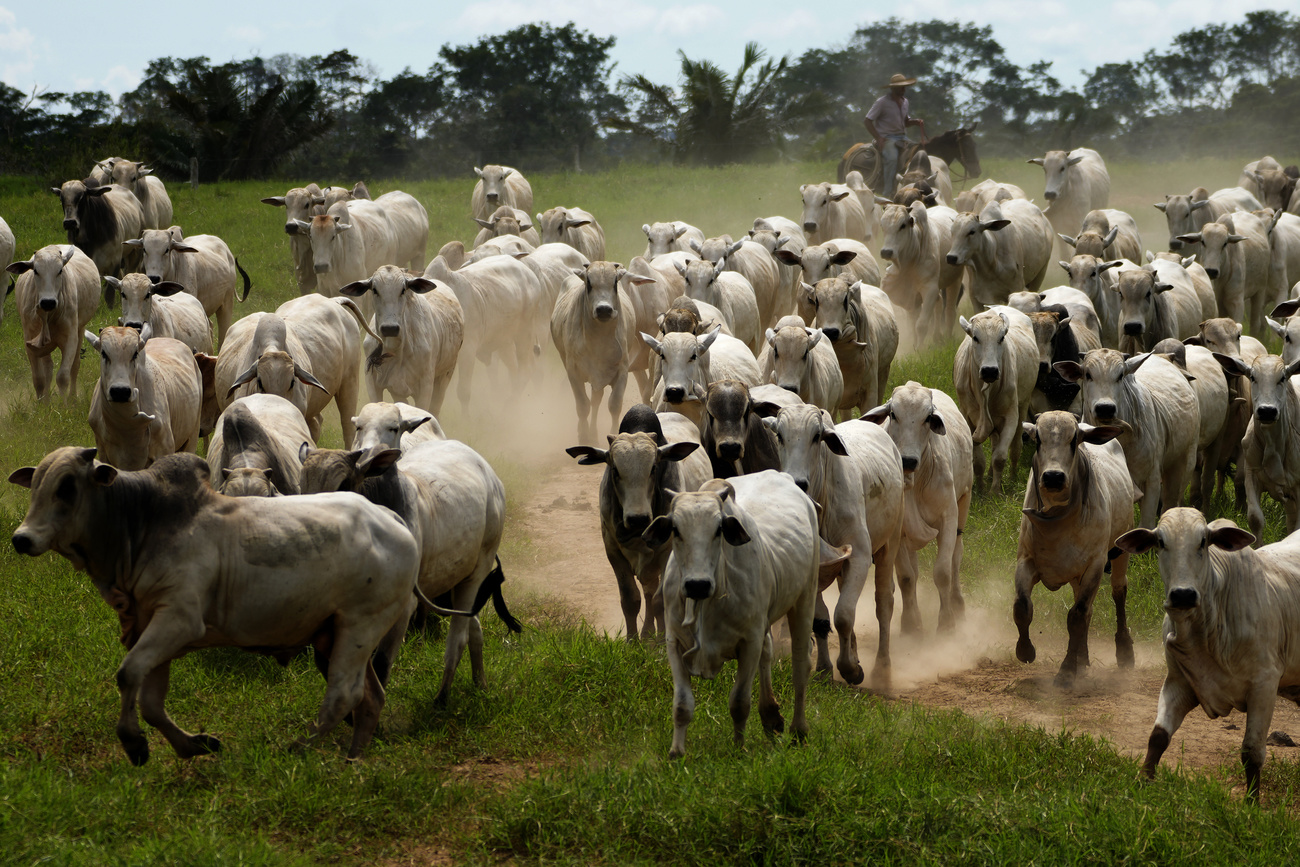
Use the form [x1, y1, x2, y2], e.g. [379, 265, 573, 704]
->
[837, 123, 981, 189]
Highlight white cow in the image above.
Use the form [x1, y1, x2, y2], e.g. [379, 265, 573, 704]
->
[1113, 263, 1204, 355]
[472, 205, 541, 248]
[1156, 186, 1262, 255]
[1058, 208, 1141, 263]
[351, 401, 447, 453]
[642, 472, 820, 758]
[619, 257, 673, 402]
[126, 227, 249, 349]
[1012, 412, 1136, 687]
[84, 327, 202, 471]
[10, 448, 426, 763]
[109, 161, 173, 230]
[642, 221, 705, 259]
[519, 242, 591, 312]
[207, 393, 313, 496]
[761, 404, 902, 689]
[1116, 509, 1300, 800]
[1028, 147, 1110, 259]
[0, 216, 13, 322]
[565, 404, 711, 640]
[644, 327, 761, 427]
[692, 236, 783, 330]
[1055, 349, 1199, 528]
[6, 245, 101, 402]
[471, 165, 533, 220]
[217, 295, 373, 448]
[537, 206, 605, 261]
[774, 239, 881, 297]
[301, 201, 397, 298]
[757, 318, 843, 413]
[799, 182, 869, 246]
[862, 382, 973, 648]
[953, 306, 1038, 493]
[1059, 254, 1132, 348]
[801, 277, 898, 418]
[953, 178, 1027, 213]
[261, 183, 325, 294]
[843, 170, 882, 241]
[876, 202, 963, 343]
[676, 257, 762, 354]
[340, 265, 464, 415]
[1175, 212, 1271, 335]
[946, 199, 1054, 308]
[108, 273, 212, 354]
[373, 190, 428, 270]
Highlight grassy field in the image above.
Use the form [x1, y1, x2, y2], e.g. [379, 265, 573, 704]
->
[2, 156, 1299, 864]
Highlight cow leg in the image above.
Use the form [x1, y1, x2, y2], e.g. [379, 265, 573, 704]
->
[1139, 472, 1163, 530]
[756, 630, 784, 737]
[28, 347, 52, 402]
[434, 614, 477, 706]
[870, 538, 897, 691]
[639, 576, 661, 641]
[932, 508, 963, 631]
[834, 544, 871, 686]
[666, 630, 695, 759]
[429, 372, 453, 416]
[728, 634, 763, 751]
[1242, 684, 1279, 800]
[633, 367, 652, 405]
[1012, 559, 1038, 665]
[1110, 551, 1134, 668]
[1057, 569, 1101, 689]
[139, 661, 222, 758]
[58, 344, 80, 404]
[566, 370, 593, 444]
[896, 546, 922, 635]
[812, 592, 832, 675]
[372, 593, 416, 689]
[971, 440, 987, 493]
[336, 369, 360, 451]
[467, 616, 486, 689]
[346, 661, 386, 760]
[1286, 496, 1300, 536]
[114, 610, 206, 766]
[304, 631, 374, 750]
[606, 373, 629, 441]
[1143, 669, 1200, 780]
[456, 351, 476, 411]
[787, 583, 815, 744]
[1243, 466, 1266, 539]
[214, 298, 232, 351]
[604, 535, 642, 641]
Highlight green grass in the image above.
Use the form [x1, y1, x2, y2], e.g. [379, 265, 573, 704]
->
[1, 155, 1298, 864]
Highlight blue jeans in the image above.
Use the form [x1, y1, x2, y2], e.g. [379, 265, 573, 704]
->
[880, 135, 908, 196]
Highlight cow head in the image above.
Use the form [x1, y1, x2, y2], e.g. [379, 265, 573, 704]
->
[1214, 352, 1300, 427]
[298, 446, 402, 494]
[1027, 150, 1081, 201]
[566, 432, 698, 533]
[1114, 508, 1254, 615]
[10, 446, 119, 562]
[261, 185, 324, 235]
[676, 256, 725, 306]
[1060, 254, 1124, 308]
[946, 205, 1010, 267]
[861, 381, 948, 474]
[642, 327, 718, 405]
[113, 273, 186, 331]
[352, 401, 434, 454]
[7, 245, 77, 313]
[797, 243, 858, 287]
[799, 182, 850, 237]
[1189, 317, 1245, 360]
[572, 261, 625, 323]
[642, 481, 750, 602]
[642, 222, 690, 257]
[960, 309, 1012, 383]
[760, 403, 847, 494]
[84, 325, 153, 408]
[1022, 411, 1124, 512]
[219, 466, 279, 498]
[110, 160, 150, 190]
[306, 205, 352, 274]
[1114, 268, 1172, 340]
[1156, 193, 1211, 252]
[657, 302, 702, 336]
[537, 207, 589, 245]
[341, 264, 440, 341]
[1176, 220, 1243, 281]
[878, 202, 926, 263]
[701, 379, 755, 464]
[765, 324, 823, 397]
[802, 276, 861, 344]
[474, 165, 514, 205]
[475, 205, 527, 238]
[692, 235, 743, 267]
[123, 227, 196, 285]
[53, 179, 110, 236]
[1054, 348, 1147, 424]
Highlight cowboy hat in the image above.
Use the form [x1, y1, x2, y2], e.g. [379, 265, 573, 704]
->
[882, 73, 917, 89]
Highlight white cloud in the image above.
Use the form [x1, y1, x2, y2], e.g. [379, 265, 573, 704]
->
[227, 24, 265, 42]
[0, 6, 37, 91]
[101, 65, 139, 98]
[655, 4, 724, 36]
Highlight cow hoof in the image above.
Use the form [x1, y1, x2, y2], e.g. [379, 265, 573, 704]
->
[1116, 634, 1135, 669]
[759, 704, 785, 735]
[871, 666, 892, 693]
[812, 668, 833, 682]
[122, 735, 150, 767]
[840, 662, 865, 686]
[184, 734, 222, 758]
[668, 747, 685, 760]
[1053, 669, 1076, 690]
[790, 728, 808, 747]
[1015, 638, 1036, 664]
[433, 690, 450, 709]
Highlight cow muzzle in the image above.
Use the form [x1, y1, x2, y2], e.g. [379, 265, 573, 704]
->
[1044, 190, 1057, 201]
[124, 321, 144, 331]
[664, 386, 685, 404]
[109, 386, 133, 403]
[486, 192, 499, 201]
[38, 298, 57, 312]
[780, 383, 800, 394]
[1257, 405, 1280, 424]
[793, 477, 809, 493]
[821, 327, 841, 342]
[1092, 401, 1117, 421]
[1040, 470, 1066, 491]
[1169, 239, 1184, 252]
[717, 441, 742, 462]
[946, 254, 959, 265]
[623, 513, 650, 533]
[11, 531, 38, 556]
[1167, 587, 1198, 610]
[980, 366, 1000, 383]
[880, 247, 894, 260]
[803, 222, 817, 233]
[683, 579, 712, 600]
[62, 219, 78, 231]
[315, 263, 330, 274]
[1204, 267, 1219, 279]
[594, 304, 615, 321]
[380, 323, 401, 338]
[1123, 321, 1144, 336]
[147, 274, 161, 285]
[901, 455, 919, 472]
[284, 224, 300, 235]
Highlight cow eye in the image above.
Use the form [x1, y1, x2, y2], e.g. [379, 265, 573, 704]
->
[55, 476, 76, 503]
[998, 335, 1005, 344]
[689, 354, 697, 362]
[1084, 372, 1091, 381]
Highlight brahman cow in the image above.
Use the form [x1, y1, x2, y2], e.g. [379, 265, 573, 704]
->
[757, 318, 844, 413]
[644, 327, 761, 428]
[537, 206, 606, 261]
[698, 379, 782, 478]
[1116, 509, 1300, 800]
[109, 160, 173, 230]
[9, 448, 426, 764]
[676, 257, 762, 354]
[7, 244, 102, 403]
[642, 221, 705, 259]
[108, 273, 212, 355]
[800, 277, 898, 418]
[946, 198, 1054, 308]
[126, 227, 250, 349]
[693, 235, 784, 329]
[565, 404, 711, 640]
[54, 179, 144, 278]
[1013, 412, 1136, 687]
[1156, 186, 1262, 255]
[876, 201, 963, 343]
[799, 182, 869, 247]
[642, 472, 821, 758]
[552, 262, 637, 443]
[472, 205, 541, 248]
[207, 393, 313, 497]
[261, 183, 325, 294]
[471, 165, 533, 221]
[1176, 212, 1271, 336]
[1028, 147, 1110, 259]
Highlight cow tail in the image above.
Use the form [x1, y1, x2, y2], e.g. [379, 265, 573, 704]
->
[471, 557, 523, 633]
[235, 258, 252, 302]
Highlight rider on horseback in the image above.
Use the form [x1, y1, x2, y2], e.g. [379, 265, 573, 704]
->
[864, 73, 925, 198]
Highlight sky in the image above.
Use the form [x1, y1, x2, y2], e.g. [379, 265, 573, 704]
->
[1, 1, 1292, 106]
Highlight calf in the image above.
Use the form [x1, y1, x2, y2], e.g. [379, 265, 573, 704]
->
[1056, 349, 1199, 528]
[7, 245, 102, 403]
[1013, 412, 1136, 687]
[300, 436, 514, 705]
[207, 393, 313, 496]
[10, 448, 423, 763]
[108, 273, 212, 354]
[761, 404, 902, 688]
[1116, 509, 1300, 800]
[642, 473, 820, 758]
[862, 382, 973, 644]
[341, 265, 464, 414]
[566, 405, 711, 640]
[953, 307, 1038, 493]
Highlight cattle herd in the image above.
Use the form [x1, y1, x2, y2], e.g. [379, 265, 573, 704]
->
[8, 149, 1300, 799]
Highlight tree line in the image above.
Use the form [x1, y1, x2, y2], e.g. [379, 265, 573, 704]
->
[2, 12, 1298, 183]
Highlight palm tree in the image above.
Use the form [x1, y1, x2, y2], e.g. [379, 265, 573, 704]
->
[614, 42, 828, 165]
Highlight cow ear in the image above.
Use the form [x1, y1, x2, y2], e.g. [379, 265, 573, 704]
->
[642, 516, 674, 549]
[659, 441, 699, 462]
[752, 400, 783, 419]
[1183, 334, 1204, 346]
[982, 219, 1011, 231]
[83, 330, 102, 352]
[339, 279, 371, 297]
[8, 466, 35, 488]
[1208, 525, 1255, 551]
[821, 430, 849, 457]
[959, 316, 973, 337]
[1114, 527, 1159, 555]
[261, 196, 287, 207]
[1027, 157, 1045, 166]
[91, 462, 118, 486]
[171, 243, 200, 254]
[564, 445, 609, 466]
[1270, 317, 1289, 338]
[1153, 282, 1174, 293]
[721, 515, 752, 546]
[1052, 360, 1083, 382]
[149, 281, 186, 297]
[359, 448, 402, 477]
[123, 238, 144, 248]
[1021, 422, 1037, 442]
[830, 189, 851, 202]
[830, 250, 857, 266]
[6, 259, 32, 275]
[860, 403, 889, 425]
[1212, 352, 1251, 378]
[773, 249, 801, 266]
[298, 442, 314, 463]
[1273, 299, 1300, 320]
